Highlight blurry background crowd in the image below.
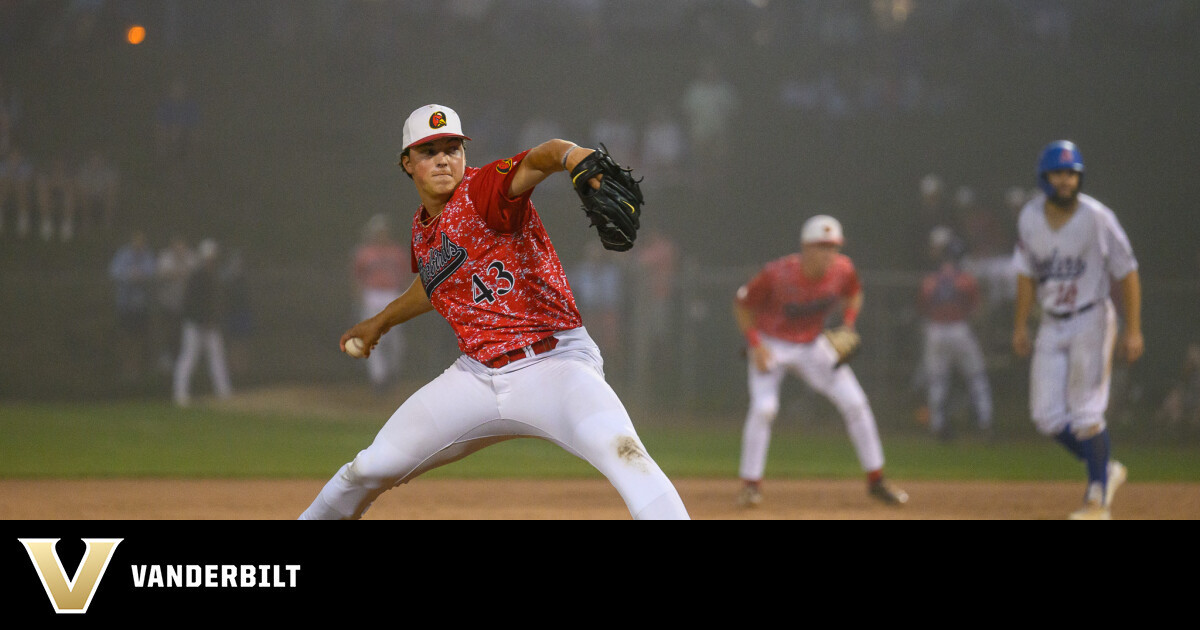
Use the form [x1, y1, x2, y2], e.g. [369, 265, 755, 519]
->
[2, 1, 1198, 439]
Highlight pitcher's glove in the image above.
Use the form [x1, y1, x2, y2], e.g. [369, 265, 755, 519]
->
[823, 326, 861, 368]
[569, 144, 643, 252]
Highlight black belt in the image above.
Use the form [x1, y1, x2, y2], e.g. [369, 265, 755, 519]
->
[1048, 301, 1098, 320]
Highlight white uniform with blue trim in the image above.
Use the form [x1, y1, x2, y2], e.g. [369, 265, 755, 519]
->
[1012, 192, 1138, 436]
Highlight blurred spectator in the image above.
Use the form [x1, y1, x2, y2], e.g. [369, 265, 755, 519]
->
[1157, 342, 1200, 433]
[959, 191, 1018, 352]
[908, 173, 952, 270]
[75, 148, 119, 235]
[1003, 185, 1032, 221]
[630, 227, 680, 402]
[958, 190, 1010, 259]
[570, 240, 625, 376]
[352, 213, 409, 393]
[680, 59, 740, 164]
[155, 235, 195, 372]
[639, 102, 687, 192]
[221, 245, 254, 379]
[515, 113, 566, 159]
[589, 95, 638, 170]
[0, 74, 20, 156]
[155, 77, 201, 162]
[1027, 1, 1073, 48]
[53, 0, 105, 47]
[173, 238, 233, 407]
[0, 99, 12, 158]
[108, 230, 158, 383]
[35, 156, 77, 242]
[0, 144, 34, 238]
[949, 185, 977, 233]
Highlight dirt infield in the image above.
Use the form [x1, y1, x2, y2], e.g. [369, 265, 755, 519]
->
[2, 477, 1197, 520]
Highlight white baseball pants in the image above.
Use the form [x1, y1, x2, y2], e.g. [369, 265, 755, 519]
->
[739, 333, 885, 482]
[300, 327, 689, 520]
[172, 321, 233, 406]
[1029, 300, 1118, 437]
[360, 288, 404, 387]
[922, 321, 993, 432]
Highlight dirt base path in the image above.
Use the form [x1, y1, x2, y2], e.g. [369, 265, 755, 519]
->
[2, 478, 1197, 520]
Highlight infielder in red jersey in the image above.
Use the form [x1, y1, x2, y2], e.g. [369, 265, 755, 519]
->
[300, 104, 689, 520]
[915, 231, 993, 441]
[351, 213, 411, 393]
[733, 215, 908, 508]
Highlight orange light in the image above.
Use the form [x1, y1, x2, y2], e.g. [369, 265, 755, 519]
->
[127, 25, 146, 45]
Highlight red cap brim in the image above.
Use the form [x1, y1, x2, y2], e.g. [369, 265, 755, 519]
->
[404, 132, 471, 151]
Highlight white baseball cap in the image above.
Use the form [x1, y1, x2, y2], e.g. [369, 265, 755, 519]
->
[801, 214, 844, 246]
[401, 104, 471, 152]
[198, 238, 219, 260]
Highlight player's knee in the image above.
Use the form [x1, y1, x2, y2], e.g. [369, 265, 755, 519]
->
[836, 389, 870, 418]
[1071, 419, 1106, 440]
[344, 446, 410, 490]
[1032, 413, 1069, 437]
[749, 398, 779, 423]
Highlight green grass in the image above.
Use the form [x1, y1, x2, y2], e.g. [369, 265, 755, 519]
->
[2, 400, 1199, 482]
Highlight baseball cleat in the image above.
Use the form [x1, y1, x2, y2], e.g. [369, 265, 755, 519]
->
[736, 484, 763, 508]
[1068, 483, 1111, 520]
[868, 479, 908, 506]
[1106, 461, 1127, 508]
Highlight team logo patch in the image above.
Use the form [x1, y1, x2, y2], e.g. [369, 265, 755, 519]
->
[429, 111, 448, 129]
[495, 158, 513, 174]
[1059, 148, 1073, 162]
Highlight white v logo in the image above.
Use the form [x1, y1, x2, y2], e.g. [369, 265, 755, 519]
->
[19, 538, 123, 614]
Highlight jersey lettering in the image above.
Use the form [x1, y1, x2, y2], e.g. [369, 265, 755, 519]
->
[417, 233, 468, 297]
[1032, 248, 1086, 284]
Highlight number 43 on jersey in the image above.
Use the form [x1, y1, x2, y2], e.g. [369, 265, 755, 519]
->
[472, 261, 514, 304]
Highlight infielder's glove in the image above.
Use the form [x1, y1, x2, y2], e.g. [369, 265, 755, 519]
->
[823, 326, 861, 368]
[569, 144, 643, 252]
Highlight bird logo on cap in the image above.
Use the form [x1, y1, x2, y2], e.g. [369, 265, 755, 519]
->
[429, 111, 448, 129]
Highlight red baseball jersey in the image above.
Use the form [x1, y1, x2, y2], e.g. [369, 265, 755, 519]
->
[917, 266, 980, 323]
[354, 242, 409, 291]
[736, 253, 860, 343]
[410, 150, 583, 363]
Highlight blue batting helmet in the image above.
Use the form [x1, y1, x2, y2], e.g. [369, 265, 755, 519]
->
[1037, 140, 1084, 197]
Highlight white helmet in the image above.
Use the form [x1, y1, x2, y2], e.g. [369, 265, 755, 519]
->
[801, 215, 844, 246]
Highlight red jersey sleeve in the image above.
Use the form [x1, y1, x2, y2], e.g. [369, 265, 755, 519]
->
[736, 268, 773, 311]
[468, 150, 534, 234]
[841, 259, 861, 298]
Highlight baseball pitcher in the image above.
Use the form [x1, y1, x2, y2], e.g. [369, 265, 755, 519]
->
[300, 104, 689, 520]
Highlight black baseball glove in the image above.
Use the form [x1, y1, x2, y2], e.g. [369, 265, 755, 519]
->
[569, 144, 643, 252]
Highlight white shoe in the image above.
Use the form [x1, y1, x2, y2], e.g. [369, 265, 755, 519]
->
[736, 484, 763, 508]
[1068, 483, 1111, 520]
[1106, 461, 1127, 508]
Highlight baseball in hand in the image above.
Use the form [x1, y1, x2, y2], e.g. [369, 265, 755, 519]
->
[345, 337, 366, 359]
